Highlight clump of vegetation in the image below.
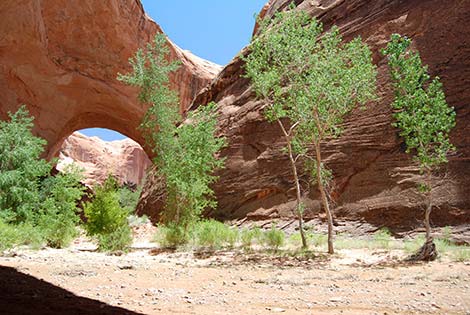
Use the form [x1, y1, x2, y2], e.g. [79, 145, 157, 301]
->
[36, 165, 85, 248]
[262, 226, 285, 251]
[452, 247, 470, 262]
[193, 220, 229, 249]
[244, 5, 377, 252]
[83, 176, 132, 252]
[0, 106, 85, 251]
[118, 34, 225, 244]
[240, 227, 263, 250]
[0, 220, 43, 251]
[372, 228, 393, 249]
[382, 34, 456, 261]
[154, 223, 189, 249]
[118, 183, 142, 213]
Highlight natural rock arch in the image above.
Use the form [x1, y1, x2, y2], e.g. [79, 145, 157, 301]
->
[0, 0, 221, 159]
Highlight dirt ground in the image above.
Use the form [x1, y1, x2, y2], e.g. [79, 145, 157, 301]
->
[1, 230, 469, 315]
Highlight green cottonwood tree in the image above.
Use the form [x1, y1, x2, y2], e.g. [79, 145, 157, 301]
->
[118, 35, 225, 239]
[0, 105, 85, 249]
[0, 106, 51, 223]
[244, 7, 377, 253]
[382, 34, 456, 260]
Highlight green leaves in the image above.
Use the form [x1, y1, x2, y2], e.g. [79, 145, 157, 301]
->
[244, 8, 377, 188]
[382, 34, 456, 172]
[0, 106, 51, 223]
[0, 106, 85, 249]
[244, 10, 377, 144]
[119, 35, 226, 233]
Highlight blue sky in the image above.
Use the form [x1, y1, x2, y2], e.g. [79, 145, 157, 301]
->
[80, 1, 266, 141]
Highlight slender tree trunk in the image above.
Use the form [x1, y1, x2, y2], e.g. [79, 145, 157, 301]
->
[277, 120, 307, 249]
[313, 141, 334, 254]
[407, 169, 437, 261]
[423, 169, 434, 242]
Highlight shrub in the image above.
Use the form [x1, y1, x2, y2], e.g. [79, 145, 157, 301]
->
[263, 226, 285, 251]
[0, 220, 43, 251]
[404, 235, 426, 253]
[310, 233, 328, 248]
[84, 176, 132, 252]
[223, 227, 239, 249]
[241, 227, 263, 250]
[118, 184, 142, 213]
[194, 220, 233, 249]
[452, 247, 470, 262]
[372, 228, 392, 249]
[96, 225, 132, 253]
[36, 165, 84, 248]
[154, 223, 189, 248]
[0, 106, 84, 250]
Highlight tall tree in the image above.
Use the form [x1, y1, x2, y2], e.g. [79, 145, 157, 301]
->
[244, 7, 377, 253]
[382, 34, 456, 261]
[118, 35, 225, 239]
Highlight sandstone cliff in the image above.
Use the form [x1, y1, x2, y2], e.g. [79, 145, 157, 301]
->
[0, 0, 221, 159]
[139, 0, 470, 230]
[58, 132, 151, 188]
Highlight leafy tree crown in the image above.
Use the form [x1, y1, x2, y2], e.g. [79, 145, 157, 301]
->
[382, 34, 456, 171]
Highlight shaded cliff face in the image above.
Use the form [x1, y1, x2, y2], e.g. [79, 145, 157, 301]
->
[0, 0, 221, 158]
[58, 132, 152, 188]
[140, 0, 470, 229]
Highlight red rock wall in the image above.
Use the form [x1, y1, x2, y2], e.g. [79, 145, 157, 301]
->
[0, 0, 220, 158]
[139, 0, 470, 229]
[58, 132, 152, 188]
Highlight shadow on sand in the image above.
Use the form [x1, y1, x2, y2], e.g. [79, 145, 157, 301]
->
[0, 266, 144, 315]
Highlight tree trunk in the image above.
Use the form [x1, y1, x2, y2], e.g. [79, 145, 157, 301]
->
[424, 172, 432, 243]
[277, 120, 307, 249]
[407, 170, 437, 261]
[314, 141, 334, 254]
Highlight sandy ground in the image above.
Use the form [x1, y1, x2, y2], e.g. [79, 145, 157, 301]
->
[1, 229, 469, 315]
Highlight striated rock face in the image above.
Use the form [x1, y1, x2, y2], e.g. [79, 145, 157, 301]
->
[140, 0, 470, 230]
[0, 0, 221, 159]
[58, 132, 152, 188]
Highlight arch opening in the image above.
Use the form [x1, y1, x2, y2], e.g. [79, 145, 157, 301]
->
[57, 128, 152, 190]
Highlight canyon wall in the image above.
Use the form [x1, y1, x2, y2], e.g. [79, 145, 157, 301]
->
[139, 0, 470, 230]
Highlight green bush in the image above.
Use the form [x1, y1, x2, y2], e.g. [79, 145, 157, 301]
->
[118, 184, 142, 213]
[154, 223, 189, 248]
[128, 214, 150, 227]
[404, 235, 426, 253]
[36, 165, 84, 248]
[263, 226, 285, 251]
[241, 227, 263, 249]
[310, 233, 328, 248]
[223, 227, 239, 248]
[372, 228, 392, 249]
[0, 105, 51, 224]
[84, 176, 132, 252]
[194, 220, 230, 249]
[0, 106, 84, 250]
[96, 225, 132, 253]
[452, 247, 470, 262]
[0, 220, 43, 251]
